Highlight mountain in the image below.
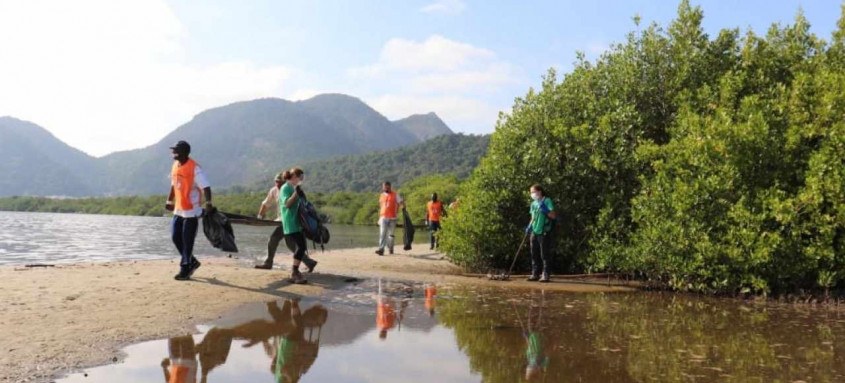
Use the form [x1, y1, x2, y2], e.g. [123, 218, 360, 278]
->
[0, 117, 102, 196]
[393, 112, 453, 141]
[291, 133, 490, 193]
[0, 94, 464, 197]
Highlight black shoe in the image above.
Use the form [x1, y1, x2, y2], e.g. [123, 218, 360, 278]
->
[174, 273, 190, 281]
[388, 248, 394, 255]
[303, 258, 318, 273]
[188, 260, 201, 277]
[375, 249, 384, 256]
[254, 264, 273, 270]
[290, 270, 307, 284]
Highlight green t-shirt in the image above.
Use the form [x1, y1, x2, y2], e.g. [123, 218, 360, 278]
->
[280, 182, 301, 235]
[530, 197, 555, 235]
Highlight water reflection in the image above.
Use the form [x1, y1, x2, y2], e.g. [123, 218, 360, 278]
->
[59, 282, 845, 383]
[160, 299, 328, 383]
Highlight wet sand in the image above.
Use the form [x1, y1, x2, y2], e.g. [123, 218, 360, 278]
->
[0, 247, 634, 382]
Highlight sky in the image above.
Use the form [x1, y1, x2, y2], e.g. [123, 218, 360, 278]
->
[0, 0, 842, 157]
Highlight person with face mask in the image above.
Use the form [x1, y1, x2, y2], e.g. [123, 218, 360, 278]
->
[165, 140, 212, 281]
[255, 172, 317, 273]
[525, 184, 556, 282]
[280, 167, 309, 284]
[375, 181, 404, 255]
[426, 193, 445, 250]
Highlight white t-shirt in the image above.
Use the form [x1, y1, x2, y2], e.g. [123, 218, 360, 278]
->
[173, 164, 211, 218]
[261, 185, 281, 221]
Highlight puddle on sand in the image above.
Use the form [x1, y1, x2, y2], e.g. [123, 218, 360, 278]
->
[58, 279, 845, 382]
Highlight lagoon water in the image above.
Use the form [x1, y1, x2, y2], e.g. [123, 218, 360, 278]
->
[0, 211, 421, 265]
[58, 279, 845, 382]
[6, 211, 845, 382]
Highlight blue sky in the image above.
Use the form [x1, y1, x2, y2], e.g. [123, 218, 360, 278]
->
[0, 0, 841, 156]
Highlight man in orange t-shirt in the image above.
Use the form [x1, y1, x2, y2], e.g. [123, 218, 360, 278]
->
[426, 193, 446, 250]
[375, 182, 404, 255]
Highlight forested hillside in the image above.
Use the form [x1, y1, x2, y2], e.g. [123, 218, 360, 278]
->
[248, 133, 490, 193]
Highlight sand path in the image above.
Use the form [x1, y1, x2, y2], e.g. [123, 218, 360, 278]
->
[0, 247, 633, 382]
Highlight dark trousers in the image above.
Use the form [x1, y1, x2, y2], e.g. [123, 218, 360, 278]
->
[429, 221, 441, 249]
[288, 231, 307, 261]
[171, 216, 199, 272]
[529, 233, 550, 277]
[264, 225, 284, 265]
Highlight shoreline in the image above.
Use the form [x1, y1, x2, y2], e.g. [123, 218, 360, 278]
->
[0, 247, 635, 383]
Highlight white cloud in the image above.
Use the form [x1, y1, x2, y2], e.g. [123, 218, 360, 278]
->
[420, 0, 467, 15]
[349, 35, 521, 133]
[0, 0, 292, 156]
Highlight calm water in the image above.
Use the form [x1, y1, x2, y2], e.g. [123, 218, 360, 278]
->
[7, 211, 845, 382]
[57, 279, 845, 382]
[0, 211, 424, 265]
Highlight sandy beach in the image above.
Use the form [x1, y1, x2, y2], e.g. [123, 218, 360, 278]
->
[0, 247, 634, 383]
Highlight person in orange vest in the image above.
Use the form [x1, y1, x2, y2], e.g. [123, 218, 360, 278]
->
[160, 335, 198, 383]
[165, 140, 212, 281]
[375, 181, 404, 256]
[424, 284, 437, 317]
[375, 279, 397, 339]
[425, 193, 446, 250]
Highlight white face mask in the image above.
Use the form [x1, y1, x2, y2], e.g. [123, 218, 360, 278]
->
[531, 192, 540, 201]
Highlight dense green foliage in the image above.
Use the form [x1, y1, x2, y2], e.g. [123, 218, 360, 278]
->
[440, 1, 845, 294]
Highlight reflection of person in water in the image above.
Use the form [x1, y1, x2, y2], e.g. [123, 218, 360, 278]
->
[270, 299, 326, 383]
[376, 279, 397, 340]
[174, 299, 326, 383]
[161, 335, 198, 383]
[515, 290, 550, 381]
[424, 284, 437, 317]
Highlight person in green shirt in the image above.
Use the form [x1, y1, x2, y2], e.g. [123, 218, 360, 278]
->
[525, 184, 556, 282]
[280, 167, 308, 284]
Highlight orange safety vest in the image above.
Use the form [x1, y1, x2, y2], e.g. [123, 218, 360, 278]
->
[427, 201, 443, 222]
[171, 159, 199, 211]
[379, 191, 399, 219]
[376, 299, 396, 331]
[424, 285, 437, 312]
[168, 363, 196, 383]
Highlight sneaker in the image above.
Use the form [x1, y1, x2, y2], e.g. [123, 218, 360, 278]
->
[254, 263, 273, 270]
[188, 260, 201, 277]
[388, 247, 394, 255]
[539, 274, 550, 283]
[375, 249, 384, 256]
[174, 272, 190, 281]
[527, 275, 540, 282]
[303, 257, 318, 273]
[290, 270, 307, 284]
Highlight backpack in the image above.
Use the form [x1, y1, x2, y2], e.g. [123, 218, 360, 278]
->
[297, 194, 330, 251]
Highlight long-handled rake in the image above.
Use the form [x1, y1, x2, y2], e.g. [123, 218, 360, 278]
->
[489, 231, 529, 281]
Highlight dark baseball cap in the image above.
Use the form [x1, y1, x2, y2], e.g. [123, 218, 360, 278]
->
[169, 140, 191, 153]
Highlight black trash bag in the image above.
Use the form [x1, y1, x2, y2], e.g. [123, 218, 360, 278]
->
[202, 207, 238, 253]
[402, 207, 414, 251]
